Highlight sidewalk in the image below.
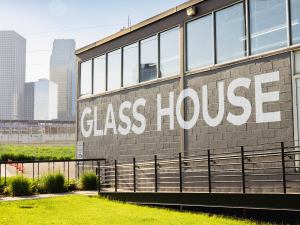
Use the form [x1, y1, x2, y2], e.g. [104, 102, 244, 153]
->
[0, 190, 98, 202]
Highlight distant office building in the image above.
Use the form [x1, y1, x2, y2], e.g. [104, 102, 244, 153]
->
[0, 31, 26, 120]
[24, 79, 58, 120]
[50, 39, 76, 121]
[72, 71, 76, 117]
[24, 82, 35, 120]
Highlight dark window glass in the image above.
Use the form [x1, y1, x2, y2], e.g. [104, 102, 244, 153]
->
[291, 0, 300, 45]
[160, 27, 179, 77]
[216, 2, 246, 63]
[186, 14, 213, 71]
[123, 43, 138, 87]
[250, 0, 287, 55]
[107, 49, 121, 91]
[80, 60, 91, 97]
[140, 35, 157, 82]
[93, 55, 106, 94]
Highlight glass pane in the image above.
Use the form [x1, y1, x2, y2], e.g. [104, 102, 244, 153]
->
[93, 55, 106, 94]
[140, 35, 157, 82]
[291, 0, 300, 45]
[160, 27, 179, 77]
[295, 51, 300, 74]
[107, 49, 121, 91]
[250, 0, 287, 55]
[216, 3, 246, 64]
[186, 14, 213, 71]
[123, 43, 138, 87]
[80, 60, 91, 97]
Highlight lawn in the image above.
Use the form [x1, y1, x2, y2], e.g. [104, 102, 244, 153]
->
[0, 195, 266, 225]
[0, 145, 75, 160]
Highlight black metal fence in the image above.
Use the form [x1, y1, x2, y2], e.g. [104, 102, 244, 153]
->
[98, 142, 300, 194]
[0, 158, 105, 187]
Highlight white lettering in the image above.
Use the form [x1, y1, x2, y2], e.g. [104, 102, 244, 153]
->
[176, 88, 200, 129]
[132, 98, 146, 134]
[255, 72, 281, 123]
[203, 82, 224, 127]
[81, 107, 93, 138]
[227, 78, 252, 125]
[104, 104, 117, 135]
[94, 106, 103, 136]
[157, 92, 174, 131]
[118, 101, 132, 135]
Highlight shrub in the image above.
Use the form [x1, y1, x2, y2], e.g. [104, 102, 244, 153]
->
[40, 171, 66, 193]
[8, 175, 31, 196]
[78, 170, 98, 190]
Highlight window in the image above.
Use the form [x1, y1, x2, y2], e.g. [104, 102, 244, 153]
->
[140, 35, 157, 82]
[123, 43, 139, 87]
[216, 2, 246, 63]
[93, 55, 106, 94]
[160, 27, 179, 77]
[291, 0, 300, 45]
[250, 0, 287, 55]
[107, 49, 121, 91]
[80, 60, 91, 97]
[186, 14, 213, 71]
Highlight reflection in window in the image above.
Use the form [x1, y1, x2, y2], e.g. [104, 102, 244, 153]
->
[93, 55, 106, 94]
[187, 14, 213, 71]
[291, 0, 300, 45]
[160, 27, 179, 77]
[123, 43, 139, 87]
[295, 51, 300, 74]
[80, 60, 91, 97]
[216, 3, 246, 63]
[107, 49, 121, 91]
[250, 0, 287, 55]
[140, 35, 157, 82]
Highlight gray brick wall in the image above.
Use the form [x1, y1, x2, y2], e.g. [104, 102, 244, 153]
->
[185, 52, 293, 154]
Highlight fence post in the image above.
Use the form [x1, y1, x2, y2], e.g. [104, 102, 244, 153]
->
[33, 162, 34, 182]
[38, 161, 39, 181]
[208, 150, 211, 193]
[115, 160, 117, 192]
[98, 161, 101, 193]
[281, 142, 286, 194]
[241, 146, 245, 193]
[68, 161, 69, 185]
[179, 153, 182, 193]
[133, 158, 136, 192]
[77, 161, 79, 179]
[5, 163, 6, 186]
[155, 155, 158, 193]
[35, 144, 36, 160]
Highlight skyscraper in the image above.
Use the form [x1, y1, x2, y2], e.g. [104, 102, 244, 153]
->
[24, 79, 58, 120]
[0, 31, 26, 120]
[50, 39, 76, 121]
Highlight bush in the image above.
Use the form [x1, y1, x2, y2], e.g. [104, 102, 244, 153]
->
[40, 171, 66, 193]
[78, 170, 98, 190]
[8, 175, 31, 196]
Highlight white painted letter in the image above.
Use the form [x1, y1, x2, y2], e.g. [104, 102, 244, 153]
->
[81, 107, 93, 138]
[104, 104, 117, 135]
[176, 88, 200, 130]
[203, 82, 224, 127]
[157, 92, 174, 131]
[94, 106, 103, 136]
[118, 101, 132, 135]
[132, 98, 146, 134]
[255, 72, 281, 123]
[227, 78, 252, 125]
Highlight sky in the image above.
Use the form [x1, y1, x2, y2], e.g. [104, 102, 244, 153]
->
[0, 0, 187, 82]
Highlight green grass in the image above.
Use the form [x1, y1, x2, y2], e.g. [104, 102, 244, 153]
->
[0, 145, 75, 160]
[0, 195, 266, 225]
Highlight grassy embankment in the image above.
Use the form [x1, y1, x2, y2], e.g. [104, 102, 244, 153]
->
[0, 195, 268, 225]
[0, 145, 75, 160]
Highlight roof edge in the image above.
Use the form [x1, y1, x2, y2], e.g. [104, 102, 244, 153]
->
[75, 0, 204, 55]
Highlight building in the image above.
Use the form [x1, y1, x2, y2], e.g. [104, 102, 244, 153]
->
[24, 79, 58, 120]
[50, 39, 76, 121]
[75, 0, 300, 198]
[0, 31, 26, 120]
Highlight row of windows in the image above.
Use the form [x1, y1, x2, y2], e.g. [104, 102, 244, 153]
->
[79, 0, 300, 97]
